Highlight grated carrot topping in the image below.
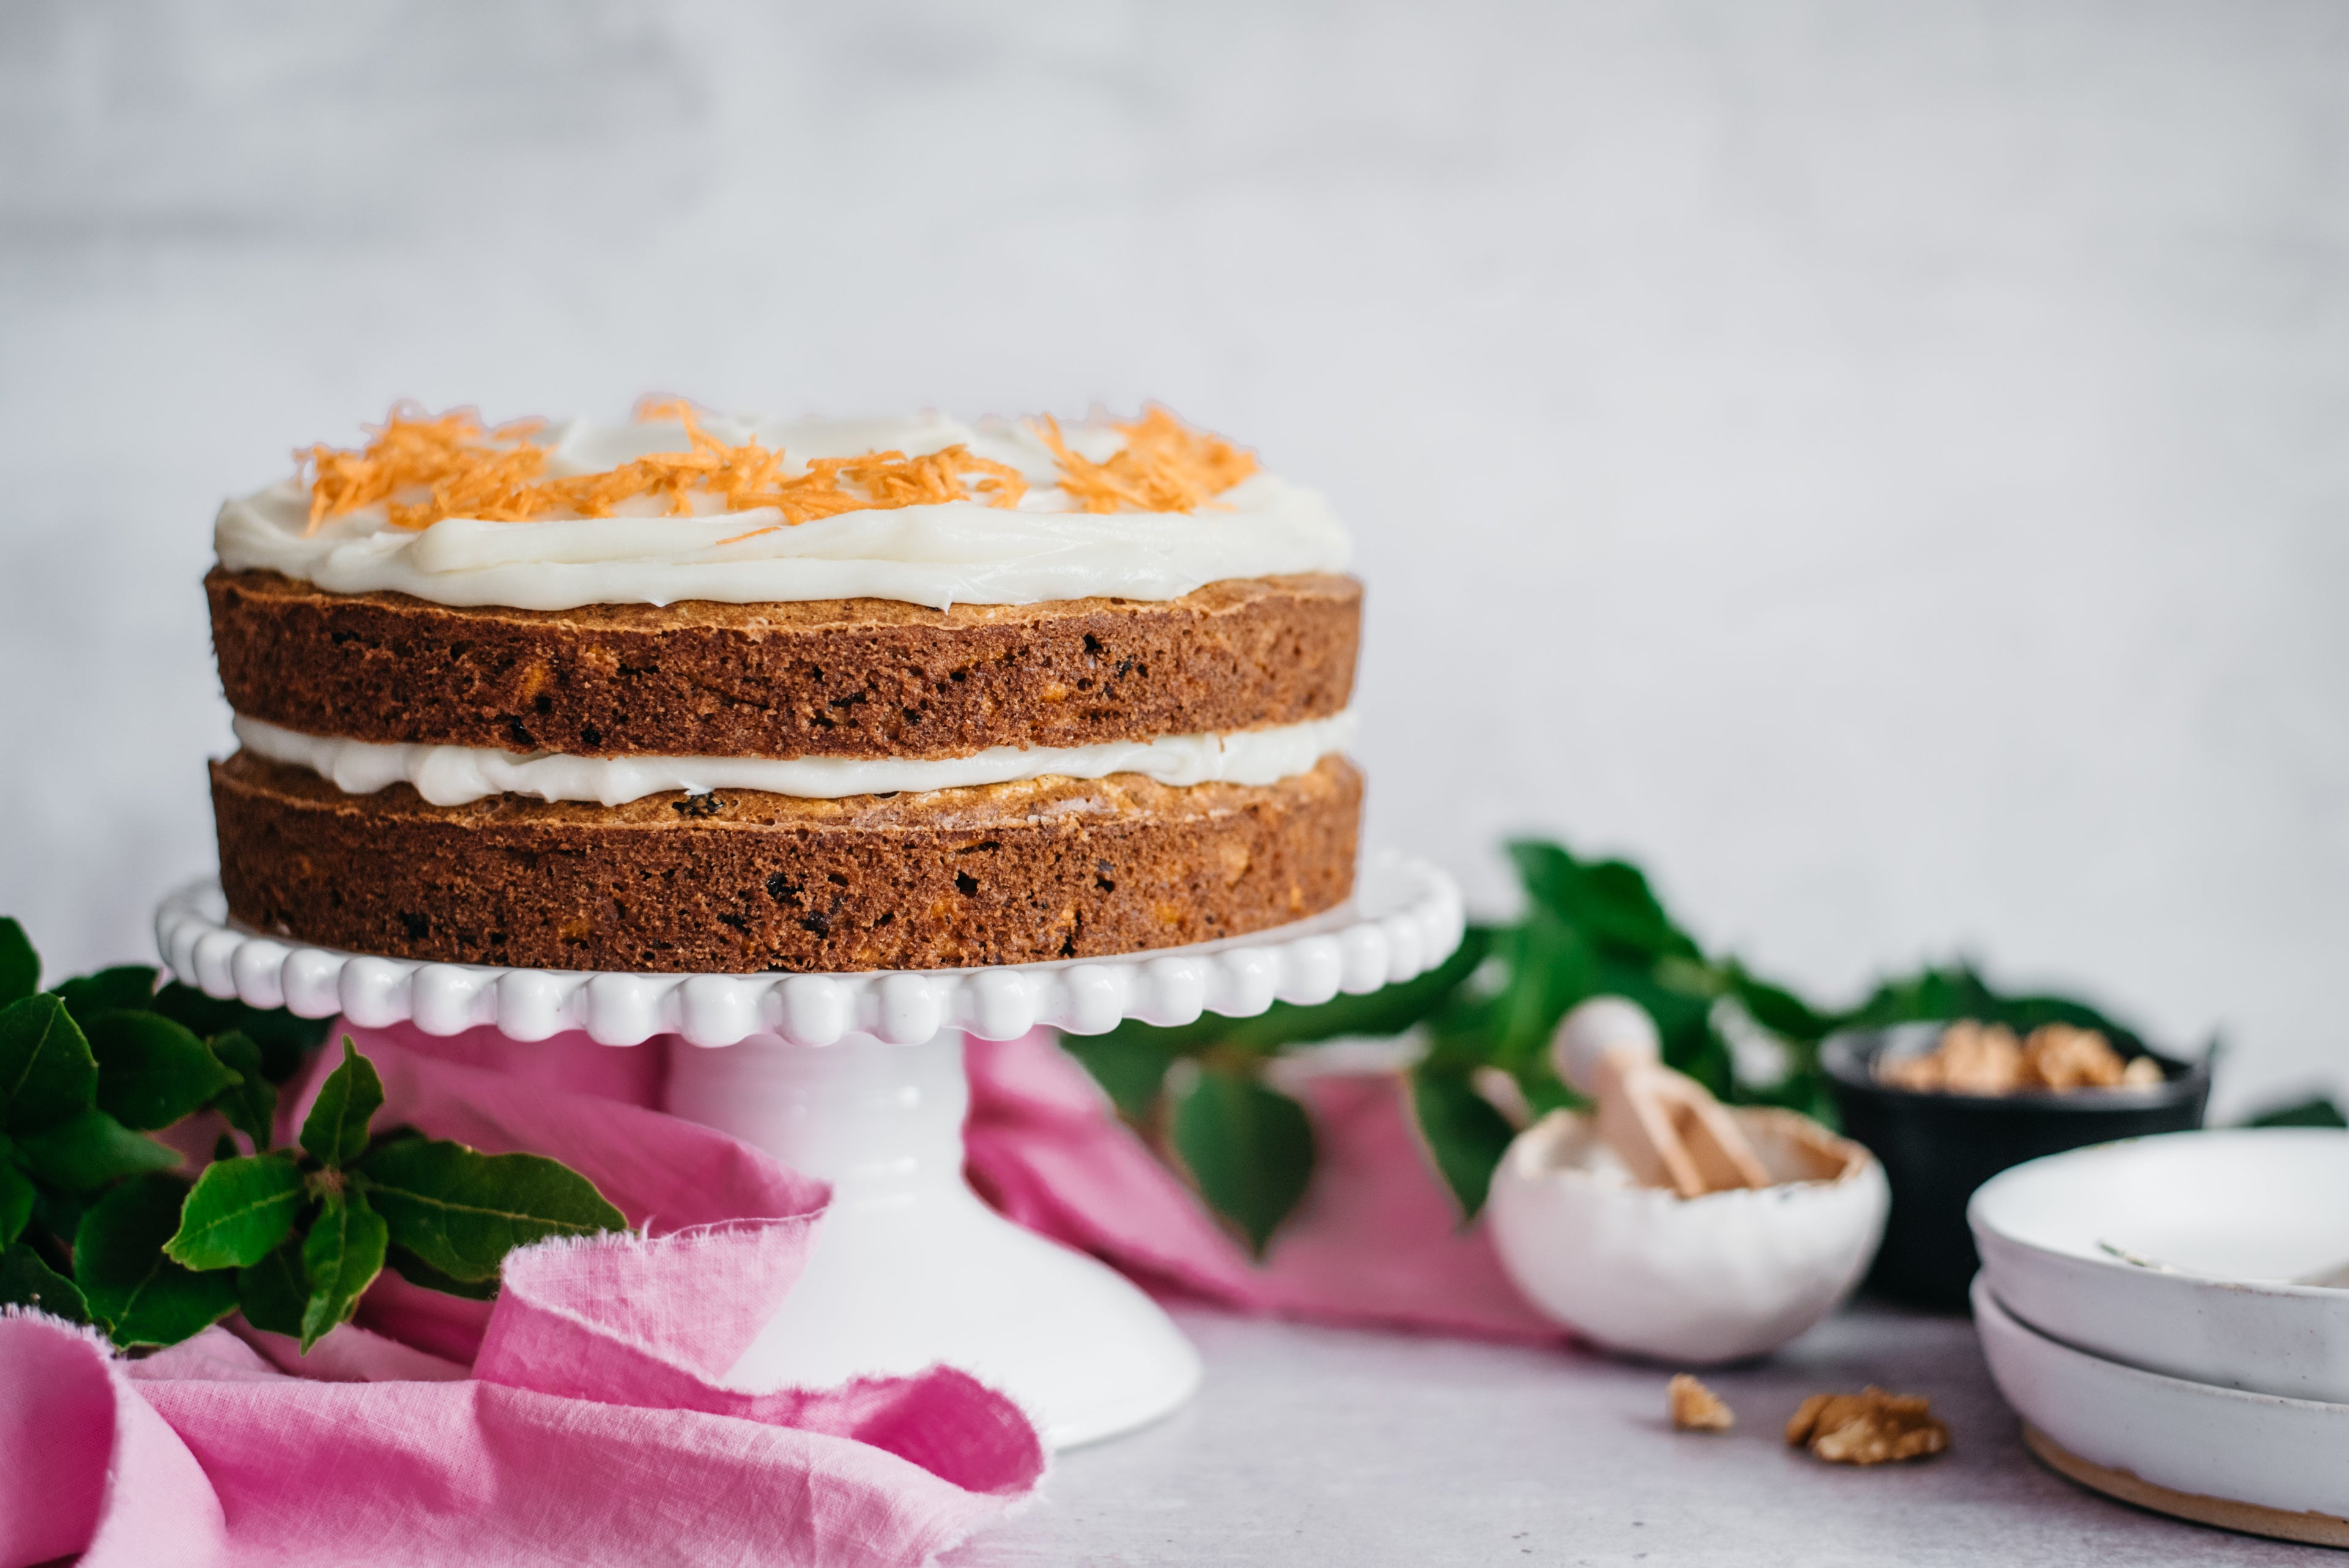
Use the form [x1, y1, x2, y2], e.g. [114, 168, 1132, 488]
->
[1031, 406, 1257, 515]
[299, 400, 1249, 533]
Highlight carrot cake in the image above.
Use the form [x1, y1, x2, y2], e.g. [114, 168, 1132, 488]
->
[206, 402, 1363, 972]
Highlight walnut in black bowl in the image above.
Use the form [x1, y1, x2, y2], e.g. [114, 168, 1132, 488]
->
[1822, 1022, 2211, 1309]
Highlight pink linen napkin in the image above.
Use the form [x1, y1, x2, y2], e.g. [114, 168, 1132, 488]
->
[3, 1015, 1549, 1567]
[337, 1019, 1554, 1342]
[0, 1030, 1045, 1568]
[962, 1032, 1559, 1342]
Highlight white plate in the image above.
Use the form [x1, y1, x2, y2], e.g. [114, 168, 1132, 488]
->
[1970, 1128, 2349, 1402]
[155, 849, 1464, 1048]
[1974, 1275, 2349, 1537]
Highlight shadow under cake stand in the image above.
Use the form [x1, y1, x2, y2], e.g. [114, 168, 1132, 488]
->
[156, 849, 1464, 1448]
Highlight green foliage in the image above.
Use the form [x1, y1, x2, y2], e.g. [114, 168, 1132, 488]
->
[0, 1241, 89, 1325]
[355, 1139, 627, 1283]
[75, 1174, 239, 1347]
[207, 1031, 278, 1148]
[0, 917, 625, 1356]
[0, 919, 37, 1006]
[166, 1153, 306, 1271]
[235, 1236, 310, 1337]
[150, 984, 330, 1084]
[0, 1159, 32, 1245]
[1168, 1064, 1315, 1257]
[51, 965, 159, 1022]
[302, 1039, 385, 1168]
[300, 1189, 389, 1350]
[86, 1009, 239, 1131]
[1059, 838, 2163, 1252]
[2243, 1096, 2348, 1129]
[1058, 1032, 1182, 1121]
[1409, 1066, 1518, 1221]
[0, 995, 99, 1136]
[16, 1109, 183, 1191]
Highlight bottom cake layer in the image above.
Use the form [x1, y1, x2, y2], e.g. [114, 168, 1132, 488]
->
[211, 751, 1362, 973]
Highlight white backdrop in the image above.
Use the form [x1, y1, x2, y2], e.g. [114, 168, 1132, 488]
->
[2, 1, 2342, 1117]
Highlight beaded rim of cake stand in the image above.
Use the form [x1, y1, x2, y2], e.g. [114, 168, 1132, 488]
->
[155, 850, 1464, 1049]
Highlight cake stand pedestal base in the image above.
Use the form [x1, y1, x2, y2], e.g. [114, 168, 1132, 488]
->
[665, 1029, 1200, 1449]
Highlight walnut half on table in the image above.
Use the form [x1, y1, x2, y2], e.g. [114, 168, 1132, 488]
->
[1785, 1387, 1950, 1465]
[1668, 1373, 1735, 1432]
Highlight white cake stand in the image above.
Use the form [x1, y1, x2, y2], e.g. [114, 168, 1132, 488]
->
[155, 850, 1464, 1447]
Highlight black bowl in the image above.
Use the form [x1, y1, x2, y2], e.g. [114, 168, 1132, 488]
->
[1822, 1023, 2211, 1309]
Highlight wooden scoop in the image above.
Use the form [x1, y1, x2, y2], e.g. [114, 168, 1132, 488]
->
[1552, 997, 1772, 1199]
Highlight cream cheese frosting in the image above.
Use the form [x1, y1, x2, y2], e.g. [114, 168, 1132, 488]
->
[233, 710, 1359, 808]
[215, 411, 1352, 612]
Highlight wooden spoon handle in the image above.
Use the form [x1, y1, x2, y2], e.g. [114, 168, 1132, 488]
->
[1594, 1050, 1772, 1197]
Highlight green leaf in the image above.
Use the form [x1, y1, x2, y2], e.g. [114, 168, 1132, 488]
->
[301, 1038, 383, 1169]
[0, 1158, 32, 1245]
[29, 1186, 89, 1252]
[236, 1234, 310, 1337]
[0, 1240, 91, 1325]
[1058, 1033, 1179, 1120]
[51, 966, 159, 1025]
[1408, 1066, 1518, 1222]
[75, 1173, 239, 1347]
[151, 984, 330, 1084]
[0, 919, 40, 1006]
[15, 1108, 181, 1192]
[0, 995, 98, 1136]
[1168, 1064, 1315, 1257]
[2244, 1096, 2349, 1130]
[86, 1009, 239, 1131]
[382, 1244, 500, 1301]
[355, 1137, 626, 1283]
[1507, 840, 1702, 964]
[1727, 967, 1834, 1043]
[1838, 964, 2150, 1055]
[165, 1152, 305, 1270]
[1424, 910, 1594, 1075]
[299, 1187, 387, 1350]
[207, 1031, 278, 1148]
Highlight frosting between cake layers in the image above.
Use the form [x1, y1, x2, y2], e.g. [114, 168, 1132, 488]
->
[215, 412, 1353, 612]
[232, 709, 1359, 808]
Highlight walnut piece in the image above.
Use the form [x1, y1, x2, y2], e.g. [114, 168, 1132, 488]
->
[1784, 1387, 1949, 1465]
[1668, 1373, 1734, 1432]
[1877, 1019, 2165, 1098]
[1878, 1019, 2023, 1094]
[2022, 1022, 2125, 1090]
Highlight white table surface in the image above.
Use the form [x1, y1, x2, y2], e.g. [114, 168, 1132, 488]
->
[946, 1301, 2337, 1567]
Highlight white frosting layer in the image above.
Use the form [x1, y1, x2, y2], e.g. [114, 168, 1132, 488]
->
[215, 412, 1351, 611]
[234, 710, 1357, 808]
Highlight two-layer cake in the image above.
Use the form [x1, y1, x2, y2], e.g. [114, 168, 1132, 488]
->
[206, 403, 1363, 973]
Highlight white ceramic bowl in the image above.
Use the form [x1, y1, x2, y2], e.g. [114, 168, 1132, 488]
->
[1970, 1128, 2349, 1403]
[1487, 1107, 1887, 1363]
[1974, 1275, 2349, 1542]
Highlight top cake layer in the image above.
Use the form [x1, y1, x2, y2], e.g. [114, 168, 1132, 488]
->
[215, 404, 1353, 612]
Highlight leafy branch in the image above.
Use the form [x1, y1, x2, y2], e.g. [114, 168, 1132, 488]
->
[1072, 838, 2159, 1252]
[0, 918, 625, 1351]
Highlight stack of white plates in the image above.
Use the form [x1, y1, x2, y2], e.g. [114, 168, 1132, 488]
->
[1969, 1128, 2349, 1547]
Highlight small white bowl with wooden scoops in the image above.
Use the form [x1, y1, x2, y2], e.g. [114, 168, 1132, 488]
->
[1487, 998, 1888, 1364]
